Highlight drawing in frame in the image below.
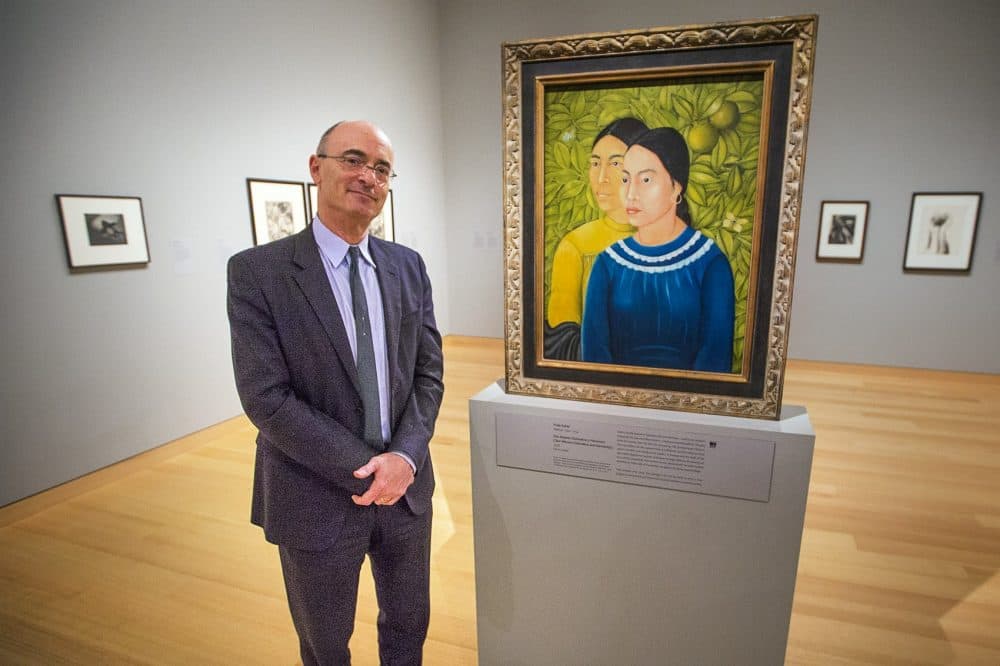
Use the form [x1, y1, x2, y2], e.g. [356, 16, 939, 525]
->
[307, 183, 318, 221]
[56, 194, 150, 269]
[903, 192, 982, 273]
[502, 15, 818, 419]
[369, 189, 395, 241]
[246, 178, 308, 246]
[816, 200, 869, 263]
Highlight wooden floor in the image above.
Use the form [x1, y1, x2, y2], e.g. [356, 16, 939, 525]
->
[1, 336, 998, 664]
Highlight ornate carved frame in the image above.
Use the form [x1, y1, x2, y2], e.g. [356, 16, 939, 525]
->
[502, 16, 818, 419]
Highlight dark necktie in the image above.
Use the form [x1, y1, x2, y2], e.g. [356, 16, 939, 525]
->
[348, 246, 383, 450]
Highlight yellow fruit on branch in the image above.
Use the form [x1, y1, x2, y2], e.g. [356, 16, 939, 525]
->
[709, 101, 741, 131]
[688, 122, 720, 154]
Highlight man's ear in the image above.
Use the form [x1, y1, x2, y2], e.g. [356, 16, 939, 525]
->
[308, 154, 322, 184]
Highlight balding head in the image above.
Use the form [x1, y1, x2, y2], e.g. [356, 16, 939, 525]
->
[316, 120, 393, 156]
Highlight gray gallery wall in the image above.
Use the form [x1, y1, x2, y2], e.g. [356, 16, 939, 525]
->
[0, 0, 449, 507]
[2, 0, 998, 507]
[439, 0, 1000, 373]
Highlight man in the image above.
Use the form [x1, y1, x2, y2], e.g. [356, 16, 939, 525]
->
[227, 120, 443, 665]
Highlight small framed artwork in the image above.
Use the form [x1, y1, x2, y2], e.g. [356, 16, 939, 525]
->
[307, 183, 318, 220]
[816, 200, 869, 262]
[56, 194, 150, 268]
[903, 192, 982, 273]
[370, 189, 395, 241]
[246, 178, 308, 245]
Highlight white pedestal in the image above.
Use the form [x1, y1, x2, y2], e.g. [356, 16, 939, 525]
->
[469, 381, 814, 665]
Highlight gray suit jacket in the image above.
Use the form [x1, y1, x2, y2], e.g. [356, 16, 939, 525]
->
[227, 225, 443, 550]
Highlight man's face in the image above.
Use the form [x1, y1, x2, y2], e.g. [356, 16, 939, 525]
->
[310, 121, 394, 226]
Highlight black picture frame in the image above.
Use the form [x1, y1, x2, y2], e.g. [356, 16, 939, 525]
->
[816, 200, 869, 263]
[246, 178, 309, 246]
[55, 194, 150, 269]
[903, 192, 982, 274]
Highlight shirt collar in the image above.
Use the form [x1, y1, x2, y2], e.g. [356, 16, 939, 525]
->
[312, 217, 376, 268]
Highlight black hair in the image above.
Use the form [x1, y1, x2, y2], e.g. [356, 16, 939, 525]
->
[628, 127, 692, 224]
[592, 117, 648, 148]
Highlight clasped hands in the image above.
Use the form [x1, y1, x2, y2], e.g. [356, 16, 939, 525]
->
[351, 453, 415, 506]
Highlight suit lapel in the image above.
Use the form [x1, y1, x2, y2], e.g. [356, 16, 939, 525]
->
[370, 237, 401, 407]
[290, 226, 362, 396]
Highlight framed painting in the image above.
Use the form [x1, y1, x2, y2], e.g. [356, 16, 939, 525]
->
[903, 192, 981, 273]
[246, 178, 308, 246]
[502, 16, 818, 419]
[370, 189, 395, 241]
[56, 194, 150, 268]
[307, 182, 318, 220]
[816, 200, 869, 263]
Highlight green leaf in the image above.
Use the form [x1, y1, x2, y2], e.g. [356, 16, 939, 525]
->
[597, 108, 622, 127]
[599, 93, 632, 106]
[673, 95, 694, 121]
[728, 90, 759, 110]
[719, 230, 735, 257]
[703, 91, 724, 118]
[700, 215, 721, 230]
[711, 134, 728, 170]
[737, 120, 761, 137]
[687, 181, 707, 206]
[735, 268, 748, 295]
[723, 131, 742, 156]
[552, 141, 571, 168]
[558, 197, 574, 217]
[547, 111, 573, 125]
[563, 180, 587, 198]
[553, 167, 578, 182]
[600, 100, 629, 113]
[737, 111, 761, 136]
[727, 167, 743, 195]
[688, 163, 718, 185]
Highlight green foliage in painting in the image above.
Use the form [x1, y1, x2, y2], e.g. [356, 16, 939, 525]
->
[543, 78, 764, 373]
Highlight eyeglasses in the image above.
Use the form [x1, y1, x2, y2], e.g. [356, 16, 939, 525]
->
[316, 153, 397, 184]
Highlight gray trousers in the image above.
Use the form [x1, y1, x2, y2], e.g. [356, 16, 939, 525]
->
[278, 501, 432, 665]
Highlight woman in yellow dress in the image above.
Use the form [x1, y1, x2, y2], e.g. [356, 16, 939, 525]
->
[545, 117, 648, 360]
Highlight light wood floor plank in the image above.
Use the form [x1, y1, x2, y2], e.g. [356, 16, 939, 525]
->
[1, 336, 998, 664]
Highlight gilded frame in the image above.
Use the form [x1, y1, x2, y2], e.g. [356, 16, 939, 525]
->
[502, 16, 818, 419]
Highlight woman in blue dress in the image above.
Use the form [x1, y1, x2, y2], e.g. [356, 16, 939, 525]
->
[581, 127, 735, 372]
